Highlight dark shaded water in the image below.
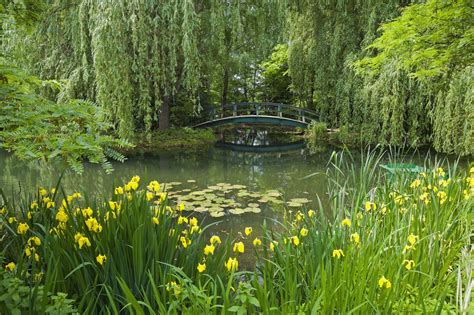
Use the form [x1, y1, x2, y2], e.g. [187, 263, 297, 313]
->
[1, 131, 467, 266]
[0, 139, 332, 258]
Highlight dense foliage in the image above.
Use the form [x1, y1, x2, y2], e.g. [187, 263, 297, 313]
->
[355, 0, 473, 155]
[1, 154, 472, 313]
[3, 0, 472, 156]
[4, 0, 285, 137]
[0, 1, 130, 173]
[287, 0, 473, 155]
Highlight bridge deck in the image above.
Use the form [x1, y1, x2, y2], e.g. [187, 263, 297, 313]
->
[193, 115, 310, 129]
[193, 102, 319, 129]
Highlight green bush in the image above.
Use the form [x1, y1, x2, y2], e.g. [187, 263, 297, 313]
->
[129, 127, 217, 154]
[0, 263, 76, 315]
[0, 65, 132, 175]
[306, 121, 328, 153]
[307, 121, 327, 141]
[1, 154, 473, 313]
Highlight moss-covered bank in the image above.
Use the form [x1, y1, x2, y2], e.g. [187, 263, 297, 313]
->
[123, 128, 217, 155]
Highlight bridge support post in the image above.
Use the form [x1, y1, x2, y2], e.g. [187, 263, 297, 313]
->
[278, 104, 282, 117]
[233, 104, 237, 116]
[256, 104, 260, 115]
[298, 109, 306, 123]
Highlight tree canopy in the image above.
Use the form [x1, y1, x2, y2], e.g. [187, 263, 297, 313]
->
[1, 0, 130, 173]
[286, 0, 473, 155]
[1, 0, 473, 161]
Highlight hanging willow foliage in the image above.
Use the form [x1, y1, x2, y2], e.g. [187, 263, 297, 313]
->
[9, 0, 285, 138]
[287, 0, 406, 122]
[287, 0, 474, 155]
[7, 0, 202, 138]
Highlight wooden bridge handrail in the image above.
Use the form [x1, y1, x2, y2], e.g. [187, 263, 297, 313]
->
[202, 103, 318, 117]
[196, 102, 319, 127]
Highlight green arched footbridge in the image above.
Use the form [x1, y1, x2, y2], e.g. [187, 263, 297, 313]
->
[193, 102, 319, 129]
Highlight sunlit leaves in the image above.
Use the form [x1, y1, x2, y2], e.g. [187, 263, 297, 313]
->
[356, 0, 473, 79]
[0, 64, 131, 174]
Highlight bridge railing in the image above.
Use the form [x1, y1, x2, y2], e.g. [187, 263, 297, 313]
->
[201, 102, 319, 124]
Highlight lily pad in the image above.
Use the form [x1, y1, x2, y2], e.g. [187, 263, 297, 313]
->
[290, 198, 311, 204]
[190, 191, 205, 196]
[177, 195, 193, 201]
[192, 196, 206, 201]
[209, 206, 224, 212]
[194, 207, 208, 213]
[232, 185, 247, 189]
[229, 208, 245, 215]
[287, 202, 303, 207]
[209, 211, 225, 218]
[266, 191, 282, 197]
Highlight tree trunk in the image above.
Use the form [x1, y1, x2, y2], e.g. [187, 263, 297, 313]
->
[221, 68, 229, 109]
[159, 94, 171, 130]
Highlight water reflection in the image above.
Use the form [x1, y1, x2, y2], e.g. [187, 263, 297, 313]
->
[0, 143, 332, 213]
[0, 143, 333, 267]
[219, 127, 302, 146]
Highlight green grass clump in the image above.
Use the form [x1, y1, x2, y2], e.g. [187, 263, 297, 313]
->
[1, 151, 472, 314]
[305, 121, 329, 153]
[127, 127, 217, 154]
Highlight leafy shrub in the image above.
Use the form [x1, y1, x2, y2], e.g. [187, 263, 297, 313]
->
[0, 264, 76, 314]
[306, 121, 328, 153]
[129, 127, 217, 154]
[0, 64, 132, 174]
[1, 155, 472, 313]
[334, 124, 362, 146]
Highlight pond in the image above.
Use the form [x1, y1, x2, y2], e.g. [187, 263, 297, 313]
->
[0, 132, 466, 267]
[0, 134, 335, 264]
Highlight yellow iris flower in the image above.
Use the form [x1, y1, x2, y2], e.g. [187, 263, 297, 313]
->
[341, 218, 351, 228]
[300, 227, 308, 237]
[17, 222, 29, 234]
[197, 263, 206, 273]
[233, 242, 245, 253]
[253, 238, 262, 246]
[332, 249, 344, 259]
[244, 227, 252, 236]
[96, 254, 107, 265]
[378, 276, 392, 289]
[224, 257, 238, 272]
[204, 244, 215, 255]
[210, 235, 221, 245]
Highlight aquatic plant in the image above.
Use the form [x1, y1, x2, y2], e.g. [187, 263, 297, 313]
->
[1, 155, 472, 313]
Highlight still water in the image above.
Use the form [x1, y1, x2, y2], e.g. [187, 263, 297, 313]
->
[0, 141, 332, 245]
[1, 135, 467, 266]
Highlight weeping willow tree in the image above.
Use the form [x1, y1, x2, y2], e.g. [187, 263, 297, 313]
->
[197, 0, 286, 106]
[287, 0, 408, 124]
[7, 0, 285, 138]
[6, 0, 201, 138]
[356, 0, 474, 155]
[287, 0, 473, 155]
[0, 0, 130, 173]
